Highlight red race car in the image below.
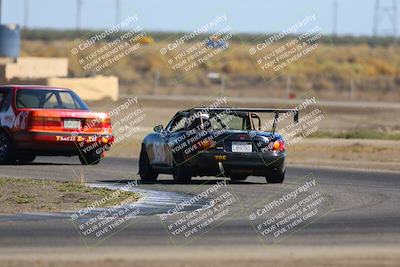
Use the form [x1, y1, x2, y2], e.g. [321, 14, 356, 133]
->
[0, 85, 114, 165]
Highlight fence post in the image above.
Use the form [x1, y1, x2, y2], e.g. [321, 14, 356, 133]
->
[350, 78, 356, 100]
[286, 76, 292, 98]
[153, 71, 160, 95]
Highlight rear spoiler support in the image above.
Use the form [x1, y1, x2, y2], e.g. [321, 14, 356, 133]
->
[272, 112, 279, 135]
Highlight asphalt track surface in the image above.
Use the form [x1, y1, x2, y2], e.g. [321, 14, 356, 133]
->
[0, 156, 399, 248]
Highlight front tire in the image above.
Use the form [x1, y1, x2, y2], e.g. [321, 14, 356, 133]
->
[139, 146, 158, 182]
[266, 170, 285, 184]
[0, 132, 14, 165]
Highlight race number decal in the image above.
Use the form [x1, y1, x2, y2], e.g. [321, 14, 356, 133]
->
[153, 142, 166, 162]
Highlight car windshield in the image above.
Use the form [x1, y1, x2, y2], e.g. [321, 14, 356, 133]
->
[16, 89, 89, 110]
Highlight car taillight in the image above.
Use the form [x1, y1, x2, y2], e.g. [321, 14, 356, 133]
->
[43, 117, 62, 127]
[100, 118, 111, 128]
[84, 117, 111, 132]
[29, 116, 62, 128]
[271, 140, 285, 152]
[30, 116, 43, 127]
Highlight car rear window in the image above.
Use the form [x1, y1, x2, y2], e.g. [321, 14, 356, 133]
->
[209, 113, 250, 130]
[16, 89, 89, 110]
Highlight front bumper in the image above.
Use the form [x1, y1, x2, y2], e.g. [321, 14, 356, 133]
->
[179, 150, 286, 177]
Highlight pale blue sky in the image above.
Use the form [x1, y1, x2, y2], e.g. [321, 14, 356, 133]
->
[2, 0, 398, 36]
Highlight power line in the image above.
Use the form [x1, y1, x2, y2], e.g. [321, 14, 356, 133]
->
[373, 0, 398, 40]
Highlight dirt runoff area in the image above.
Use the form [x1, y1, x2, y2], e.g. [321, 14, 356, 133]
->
[287, 138, 400, 172]
[0, 245, 399, 267]
[0, 177, 140, 215]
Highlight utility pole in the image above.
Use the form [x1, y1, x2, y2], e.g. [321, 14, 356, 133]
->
[24, 0, 29, 29]
[333, 0, 338, 36]
[76, 0, 82, 30]
[395, 0, 399, 42]
[116, 0, 121, 24]
[0, 0, 2, 24]
[373, 0, 380, 36]
[373, 0, 398, 41]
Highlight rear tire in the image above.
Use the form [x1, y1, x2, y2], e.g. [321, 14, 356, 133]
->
[16, 154, 36, 164]
[139, 146, 158, 182]
[79, 151, 101, 165]
[0, 132, 14, 165]
[266, 170, 285, 184]
[173, 166, 191, 184]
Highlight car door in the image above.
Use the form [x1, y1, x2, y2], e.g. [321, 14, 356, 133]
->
[146, 112, 187, 168]
[160, 113, 189, 167]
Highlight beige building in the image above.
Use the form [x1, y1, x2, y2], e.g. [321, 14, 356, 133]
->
[0, 57, 119, 101]
[1, 57, 68, 80]
[48, 76, 119, 101]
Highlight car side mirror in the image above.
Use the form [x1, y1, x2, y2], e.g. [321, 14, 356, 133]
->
[154, 125, 164, 133]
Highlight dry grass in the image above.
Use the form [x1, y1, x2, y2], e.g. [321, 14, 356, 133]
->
[0, 178, 141, 215]
[21, 40, 400, 101]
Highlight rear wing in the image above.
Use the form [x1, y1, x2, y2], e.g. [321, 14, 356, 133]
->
[192, 107, 299, 134]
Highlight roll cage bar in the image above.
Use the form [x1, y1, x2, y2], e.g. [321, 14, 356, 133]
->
[189, 107, 299, 134]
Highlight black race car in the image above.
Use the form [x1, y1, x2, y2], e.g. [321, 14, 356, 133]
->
[139, 107, 299, 184]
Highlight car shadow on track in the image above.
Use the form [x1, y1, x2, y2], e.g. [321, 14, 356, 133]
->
[9, 160, 80, 166]
[98, 179, 265, 185]
[12, 162, 81, 166]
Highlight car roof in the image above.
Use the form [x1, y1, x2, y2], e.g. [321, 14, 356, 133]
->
[0, 85, 71, 91]
[178, 107, 248, 115]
